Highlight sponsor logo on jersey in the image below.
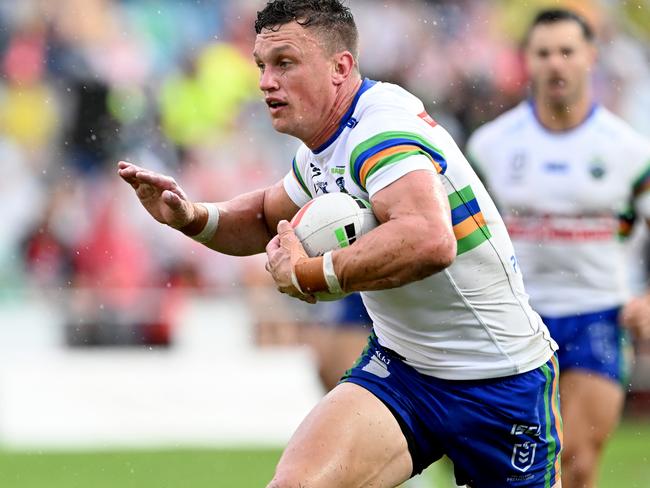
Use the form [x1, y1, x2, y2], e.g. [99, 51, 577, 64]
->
[511, 424, 541, 436]
[336, 177, 348, 193]
[314, 181, 329, 194]
[543, 160, 569, 173]
[505, 213, 617, 242]
[310, 162, 321, 177]
[361, 348, 390, 378]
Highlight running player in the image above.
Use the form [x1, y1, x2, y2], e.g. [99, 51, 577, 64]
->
[467, 9, 650, 488]
[119, 1, 561, 486]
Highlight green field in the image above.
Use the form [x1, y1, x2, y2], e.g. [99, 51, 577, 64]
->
[0, 421, 648, 487]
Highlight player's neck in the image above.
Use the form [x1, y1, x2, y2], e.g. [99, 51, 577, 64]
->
[306, 77, 363, 150]
[534, 94, 593, 132]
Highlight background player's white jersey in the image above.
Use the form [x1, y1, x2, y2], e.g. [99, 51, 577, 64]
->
[283, 80, 556, 380]
[467, 101, 650, 317]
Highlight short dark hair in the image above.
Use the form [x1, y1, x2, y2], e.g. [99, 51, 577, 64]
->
[255, 0, 358, 58]
[525, 8, 595, 45]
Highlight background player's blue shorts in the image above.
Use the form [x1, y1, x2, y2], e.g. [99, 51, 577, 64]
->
[337, 292, 371, 326]
[310, 293, 371, 329]
[342, 332, 562, 488]
[541, 306, 630, 384]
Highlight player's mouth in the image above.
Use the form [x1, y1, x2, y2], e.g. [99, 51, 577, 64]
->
[266, 98, 288, 115]
[548, 77, 567, 91]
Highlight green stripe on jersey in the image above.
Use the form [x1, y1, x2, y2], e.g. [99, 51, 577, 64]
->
[350, 131, 445, 165]
[448, 185, 476, 209]
[292, 158, 311, 197]
[363, 149, 429, 186]
[456, 226, 492, 255]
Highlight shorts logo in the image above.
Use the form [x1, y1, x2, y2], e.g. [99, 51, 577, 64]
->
[361, 349, 390, 378]
[511, 441, 536, 472]
[510, 424, 541, 436]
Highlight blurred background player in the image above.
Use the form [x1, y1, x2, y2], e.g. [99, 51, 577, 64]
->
[467, 8, 650, 488]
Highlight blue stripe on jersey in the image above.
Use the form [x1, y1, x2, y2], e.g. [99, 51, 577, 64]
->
[450, 198, 480, 226]
[352, 137, 447, 187]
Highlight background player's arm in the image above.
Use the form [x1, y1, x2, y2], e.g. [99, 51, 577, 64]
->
[334, 169, 456, 291]
[117, 161, 299, 256]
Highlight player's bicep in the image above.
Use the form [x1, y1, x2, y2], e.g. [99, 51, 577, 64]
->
[263, 179, 301, 234]
[371, 169, 450, 226]
[370, 169, 456, 268]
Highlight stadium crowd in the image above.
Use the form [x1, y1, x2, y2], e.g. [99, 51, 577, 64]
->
[1, 0, 649, 349]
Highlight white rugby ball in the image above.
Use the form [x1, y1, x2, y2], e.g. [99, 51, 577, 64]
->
[291, 192, 378, 301]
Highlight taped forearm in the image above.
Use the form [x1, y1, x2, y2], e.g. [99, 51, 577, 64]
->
[179, 203, 219, 243]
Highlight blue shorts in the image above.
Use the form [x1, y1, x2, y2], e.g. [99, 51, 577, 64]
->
[541, 307, 630, 384]
[337, 293, 371, 325]
[342, 333, 562, 487]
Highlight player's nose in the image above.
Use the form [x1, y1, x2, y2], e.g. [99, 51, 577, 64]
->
[259, 67, 280, 92]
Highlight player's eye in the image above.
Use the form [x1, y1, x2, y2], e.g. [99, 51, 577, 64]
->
[560, 48, 573, 58]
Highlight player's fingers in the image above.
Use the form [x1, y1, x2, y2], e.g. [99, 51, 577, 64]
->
[134, 171, 170, 188]
[277, 220, 301, 248]
[277, 219, 294, 235]
[117, 165, 139, 184]
[265, 234, 281, 254]
[162, 190, 184, 209]
[117, 160, 134, 170]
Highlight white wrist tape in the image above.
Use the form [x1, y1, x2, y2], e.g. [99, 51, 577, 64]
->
[190, 203, 219, 243]
[322, 251, 343, 294]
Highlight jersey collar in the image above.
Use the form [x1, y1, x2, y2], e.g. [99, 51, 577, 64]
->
[528, 98, 599, 134]
[312, 78, 377, 155]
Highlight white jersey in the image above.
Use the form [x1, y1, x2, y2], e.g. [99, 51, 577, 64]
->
[283, 80, 556, 380]
[467, 101, 650, 317]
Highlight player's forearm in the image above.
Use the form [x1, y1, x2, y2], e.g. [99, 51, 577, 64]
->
[334, 216, 456, 292]
[182, 189, 274, 256]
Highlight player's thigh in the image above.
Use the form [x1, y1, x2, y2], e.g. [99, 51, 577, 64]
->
[559, 369, 624, 447]
[268, 382, 412, 488]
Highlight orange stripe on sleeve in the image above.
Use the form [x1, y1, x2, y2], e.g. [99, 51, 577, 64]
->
[358, 144, 424, 185]
[452, 212, 486, 240]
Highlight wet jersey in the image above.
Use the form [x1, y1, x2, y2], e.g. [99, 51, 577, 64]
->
[467, 101, 650, 317]
[283, 80, 556, 380]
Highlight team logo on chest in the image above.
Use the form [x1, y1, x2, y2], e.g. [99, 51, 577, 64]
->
[588, 157, 607, 179]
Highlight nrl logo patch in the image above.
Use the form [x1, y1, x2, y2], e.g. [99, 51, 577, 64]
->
[511, 441, 536, 472]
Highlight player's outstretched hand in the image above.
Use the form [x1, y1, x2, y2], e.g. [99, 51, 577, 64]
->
[117, 160, 195, 229]
[265, 220, 316, 304]
[621, 295, 650, 340]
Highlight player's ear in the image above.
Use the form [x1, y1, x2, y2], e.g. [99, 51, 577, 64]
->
[332, 51, 355, 85]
